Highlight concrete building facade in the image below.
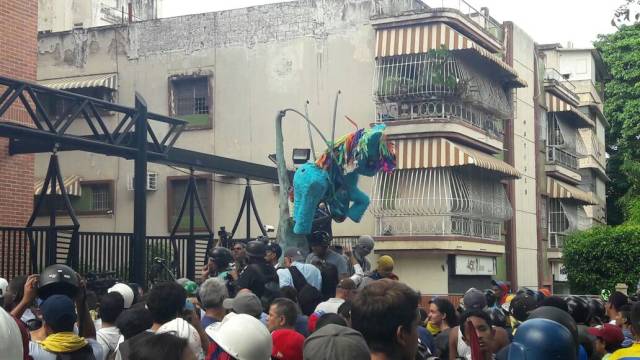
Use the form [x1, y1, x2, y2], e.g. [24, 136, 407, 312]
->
[32, 0, 607, 294]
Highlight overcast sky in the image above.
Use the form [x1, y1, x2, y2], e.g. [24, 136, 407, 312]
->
[159, 0, 622, 48]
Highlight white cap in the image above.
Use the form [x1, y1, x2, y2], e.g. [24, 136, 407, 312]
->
[157, 317, 203, 359]
[0, 307, 23, 359]
[0, 278, 8, 297]
[206, 313, 272, 360]
[108, 283, 134, 308]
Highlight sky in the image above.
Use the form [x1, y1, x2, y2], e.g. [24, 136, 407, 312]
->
[158, 0, 622, 48]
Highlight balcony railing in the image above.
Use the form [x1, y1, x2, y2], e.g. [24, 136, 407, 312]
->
[547, 146, 578, 170]
[376, 100, 504, 140]
[579, 129, 606, 167]
[423, 0, 505, 42]
[377, 215, 502, 240]
[544, 68, 576, 91]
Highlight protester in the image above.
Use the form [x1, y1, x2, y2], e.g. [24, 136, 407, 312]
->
[113, 307, 154, 360]
[343, 236, 374, 286]
[233, 240, 280, 308]
[130, 332, 197, 360]
[29, 294, 104, 360]
[314, 278, 355, 314]
[278, 248, 322, 291]
[279, 286, 310, 337]
[607, 292, 629, 326]
[367, 255, 399, 281]
[305, 231, 349, 280]
[205, 313, 272, 360]
[351, 279, 420, 360]
[491, 280, 511, 306]
[265, 241, 283, 270]
[198, 278, 228, 329]
[609, 301, 640, 359]
[202, 247, 234, 282]
[617, 304, 634, 347]
[147, 282, 204, 359]
[108, 283, 135, 310]
[588, 324, 624, 359]
[427, 297, 458, 359]
[303, 324, 370, 360]
[267, 298, 305, 360]
[96, 292, 124, 358]
[506, 318, 576, 360]
[457, 310, 497, 360]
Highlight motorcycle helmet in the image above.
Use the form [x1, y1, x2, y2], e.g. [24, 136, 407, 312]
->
[565, 296, 590, 324]
[508, 318, 577, 360]
[485, 307, 507, 328]
[245, 240, 266, 258]
[38, 264, 79, 300]
[210, 247, 233, 268]
[527, 306, 579, 351]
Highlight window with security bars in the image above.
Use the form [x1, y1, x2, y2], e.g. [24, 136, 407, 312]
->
[35, 181, 114, 216]
[170, 76, 211, 129]
[547, 113, 564, 146]
[548, 199, 569, 248]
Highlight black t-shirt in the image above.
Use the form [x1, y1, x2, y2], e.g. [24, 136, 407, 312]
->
[235, 262, 278, 298]
[434, 328, 452, 359]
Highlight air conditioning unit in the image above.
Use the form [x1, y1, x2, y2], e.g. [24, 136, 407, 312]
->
[127, 172, 158, 191]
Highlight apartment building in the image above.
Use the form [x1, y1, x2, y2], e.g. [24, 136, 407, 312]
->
[32, 0, 607, 294]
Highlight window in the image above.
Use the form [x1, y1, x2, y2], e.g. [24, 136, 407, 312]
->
[167, 176, 212, 232]
[169, 76, 211, 129]
[548, 199, 569, 248]
[39, 87, 114, 123]
[36, 180, 114, 216]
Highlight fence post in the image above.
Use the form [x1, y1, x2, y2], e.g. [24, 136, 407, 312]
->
[132, 93, 148, 285]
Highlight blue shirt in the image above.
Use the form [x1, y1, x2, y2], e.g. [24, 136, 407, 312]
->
[277, 262, 322, 291]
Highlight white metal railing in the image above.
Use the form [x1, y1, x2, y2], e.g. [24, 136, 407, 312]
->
[544, 68, 576, 91]
[377, 214, 502, 240]
[376, 100, 504, 139]
[423, 0, 505, 42]
[547, 146, 578, 170]
[579, 129, 606, 166]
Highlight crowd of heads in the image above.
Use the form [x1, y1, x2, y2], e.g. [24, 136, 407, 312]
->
[1, 233, 638, 360]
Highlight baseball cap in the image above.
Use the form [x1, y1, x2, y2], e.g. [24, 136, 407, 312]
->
[303, 324, 370, 360]
[183, 280, 198, 296]
[108, 283, 135, 309]
[272, 328, 304, 360]
[587, 324, 624, 347]
[223, 291, 263, 319]
[377, 255, 394, 272]
[463, 288, 487, 311]
[41, 294, 77, 329]
[284, 248, 305, 262]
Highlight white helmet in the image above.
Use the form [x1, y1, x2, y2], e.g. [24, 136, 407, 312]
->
[0, 278, 8, 298]
[108, 283, 134, 308]
[206, 313, 272, 360]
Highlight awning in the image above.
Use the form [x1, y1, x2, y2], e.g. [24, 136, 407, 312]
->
[546, 177, 598, 205]
[39, 73, 117, 91]
[394, 137, 520, 178]
[374, 23, 526, 87]
[34, 175, 82, 197]
[546, 93, 594, 128]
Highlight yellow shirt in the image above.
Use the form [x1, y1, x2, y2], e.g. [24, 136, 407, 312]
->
[609, 343, 640, 360]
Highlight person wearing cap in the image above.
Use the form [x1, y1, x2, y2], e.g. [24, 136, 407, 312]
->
[588, 324, 624, 359]
[303, 324, 370, 360]
[222, 290, 264, 319]
[267, 298, 305, 360]
[96, 292, 124, 358]
[314, 279, 356, 314]
[265, 242, 284, 270]
[278, 248, 322, 291]
[108, 283, 135, 309]
[29, 294, 104, 360]
[351, 279, 421, 360]
[305, 231, 349, 280]
[368, 255, 399, 281]
[147, 282, 204, 360]
[205, 312, 272, 360]
[233, 240, 280, 302]
[491, 280, 511, 306]
[610, 302, 640, 359]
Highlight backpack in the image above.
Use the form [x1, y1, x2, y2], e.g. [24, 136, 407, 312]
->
[315, 261, 339, 301]
[289, 265, 323, 316]
[257, 263, 281, 312]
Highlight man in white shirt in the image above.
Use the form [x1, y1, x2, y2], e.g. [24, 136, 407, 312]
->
[96, 292, 124, 358]
[314, 278, 356, 314]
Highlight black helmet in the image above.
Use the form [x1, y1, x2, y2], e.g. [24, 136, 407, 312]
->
[308, 231, 331, 246]
[245, 240, 266, 258]
[565, 296, 590, 324]
[528, 306, 579, 351]
[485, 289, 497, 308]
[38, 264, 79, 300]
[485, 307, 507, 327]
[210, 247, 233, 268]
[587, 297, 605, 323]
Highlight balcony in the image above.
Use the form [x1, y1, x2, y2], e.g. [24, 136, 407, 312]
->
[377, 214, 502, 240]
[578, 129, 606, 174]
[544, 68, 580, 105]
[546, 146, 581, 183]
[421, 0, 505, 44]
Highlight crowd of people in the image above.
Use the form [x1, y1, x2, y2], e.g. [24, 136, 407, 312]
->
[1, 231, 640, 360]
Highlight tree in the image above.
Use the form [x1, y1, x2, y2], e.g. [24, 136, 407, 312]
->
[595, 24, 640, 224]
[563, 225, 640, 293]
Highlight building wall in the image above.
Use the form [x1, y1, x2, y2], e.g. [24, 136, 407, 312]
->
[510, 24, 539, 288]
[0, 0, 37, 227]
[559, 51, 596, 82]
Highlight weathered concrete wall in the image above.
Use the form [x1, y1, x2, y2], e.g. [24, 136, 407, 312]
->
[511, 23, 539, 288]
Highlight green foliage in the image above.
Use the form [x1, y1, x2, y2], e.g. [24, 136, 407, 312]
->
[595, 24, 640, 224]
[563, 225, 640, 293]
